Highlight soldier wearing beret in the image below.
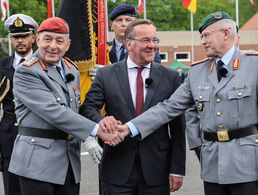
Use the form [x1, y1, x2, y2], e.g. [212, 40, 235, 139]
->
[119, 11, 258, 195]
[108, 4, 161, 64]
[0, 13, 38, 195]
[8, 17, 121, 195]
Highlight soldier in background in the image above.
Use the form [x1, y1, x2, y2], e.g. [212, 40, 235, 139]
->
[0, 14, 38, 195]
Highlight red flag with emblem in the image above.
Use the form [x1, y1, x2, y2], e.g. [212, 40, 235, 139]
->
[138, 0, 144, 15]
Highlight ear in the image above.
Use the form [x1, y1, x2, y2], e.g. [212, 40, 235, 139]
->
[35, 34, 40, 47]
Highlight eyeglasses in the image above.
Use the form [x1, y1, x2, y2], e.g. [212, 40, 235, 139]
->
[200, 28, 227, 40]
[129, 37, 160, 45]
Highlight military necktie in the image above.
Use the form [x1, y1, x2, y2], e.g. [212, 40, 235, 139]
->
[119, 45, 126, 61]
[217, 60, 227, 82]
[56, 65, 66, 82]
[18, 58, 25, 64]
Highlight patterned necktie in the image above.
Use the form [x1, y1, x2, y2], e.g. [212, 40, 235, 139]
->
[217, 60, 227, 82]
[136, 67, 144, 115]
[119, 45, 126, 61]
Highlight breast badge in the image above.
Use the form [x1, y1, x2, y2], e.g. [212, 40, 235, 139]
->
[197, 102, 204, 113]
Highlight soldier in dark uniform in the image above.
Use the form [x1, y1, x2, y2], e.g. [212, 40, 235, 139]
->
[108, 4, 161, 64]
[0, 14, 38, 195]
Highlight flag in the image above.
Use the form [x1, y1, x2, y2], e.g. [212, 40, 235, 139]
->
[47, 0, 53, 18]
[138, 0, 144, 16]
[248, 0, 256, 8]
[57, 0, 109, 102]
[1, 0, 7, 21]
[182, 0, 197, 13]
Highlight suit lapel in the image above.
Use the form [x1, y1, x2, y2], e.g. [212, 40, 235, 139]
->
[143, 62, 161, 112]
[115, 61, 135, 116]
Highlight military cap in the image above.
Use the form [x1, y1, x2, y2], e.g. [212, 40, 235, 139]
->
[109, 4, 136, 21]
[199, 11, 233, 33]
[4, 14, 38, 35]
[37, 17, 69, 34]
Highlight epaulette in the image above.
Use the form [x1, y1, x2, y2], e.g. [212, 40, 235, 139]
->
[191, 58, 209, 66]
[23, 57, 39, 67]
[245, 51, 258, 56]
[64, 57, 78, 70]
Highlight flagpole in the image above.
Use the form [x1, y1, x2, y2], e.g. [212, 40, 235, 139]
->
[7, 0, 11, 56]
[190, 12, 194, 63]
[143, 0, 146, 19]
[51, 0, 55, 17]
[235, 0, 239, 27]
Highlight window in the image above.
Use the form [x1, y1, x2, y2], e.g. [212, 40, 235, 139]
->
[174, 52, 190, 62]
[160, 52, 168, 62]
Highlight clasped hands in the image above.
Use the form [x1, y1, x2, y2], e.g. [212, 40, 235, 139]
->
[96, 116, 130, 146]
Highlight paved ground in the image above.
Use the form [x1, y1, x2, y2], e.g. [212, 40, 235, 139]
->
[0, 146, 204, 195]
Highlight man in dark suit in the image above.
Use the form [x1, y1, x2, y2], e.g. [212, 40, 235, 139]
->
[80, 19, 186, 194]
[0, 14, 38, 195]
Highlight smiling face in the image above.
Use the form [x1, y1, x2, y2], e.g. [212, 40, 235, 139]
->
[36, 31, 71, 64]
[126, 24, 158, 66]
[10, 33, 35, 57]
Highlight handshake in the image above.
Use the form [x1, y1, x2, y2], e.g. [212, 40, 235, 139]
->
[96, 116, 130, 146]
[83, 116, 130, 164]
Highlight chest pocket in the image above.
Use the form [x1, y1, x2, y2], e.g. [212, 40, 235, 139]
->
[228, 85, 252, 117]
[194, 92, 210, 119]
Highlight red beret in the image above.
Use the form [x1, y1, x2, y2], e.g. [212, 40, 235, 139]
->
[37, 17, 69, 34]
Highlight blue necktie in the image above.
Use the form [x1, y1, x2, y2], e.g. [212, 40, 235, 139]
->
[119, 45, 126, 61]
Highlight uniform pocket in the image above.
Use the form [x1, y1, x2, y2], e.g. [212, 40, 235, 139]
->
[228, 85, 252, 117]
[14, 136, 53, 171]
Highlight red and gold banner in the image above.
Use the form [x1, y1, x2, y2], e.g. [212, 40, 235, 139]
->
[182, 0, 197, 14]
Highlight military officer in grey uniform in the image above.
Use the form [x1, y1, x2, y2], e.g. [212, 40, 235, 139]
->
[118, 11, 258, 195]
[0, 14, 38, 195]
[8, 17, 121, 195]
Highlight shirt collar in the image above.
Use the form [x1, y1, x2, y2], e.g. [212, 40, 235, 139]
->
[127, 57, 151, 69]
[216, 46, 235, 67]
[114, 39, 124, 52]
[15, 50, 33, 63]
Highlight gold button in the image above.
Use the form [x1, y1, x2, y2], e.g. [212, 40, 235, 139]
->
[237, 91, 242, 96]
[31, 138, 36, 143]
[216, 112, 221, 116]
[256, 139, 258, 144]
[216, 98, 221, 103]
[14, 123, 18, 127]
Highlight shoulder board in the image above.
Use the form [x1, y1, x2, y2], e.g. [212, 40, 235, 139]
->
[23, 57, 39, 67]
[64, 57, 78, 69]
[245, 51, 258, 56]
[191, 58, 209, 66]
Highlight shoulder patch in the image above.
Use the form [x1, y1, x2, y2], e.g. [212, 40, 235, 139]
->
[191, 58, 209, 66]
[23, 57, 38, 67]
[64, 57, 78, 69]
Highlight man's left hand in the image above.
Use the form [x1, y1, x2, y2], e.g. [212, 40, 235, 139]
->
[169, 175, 183, 192]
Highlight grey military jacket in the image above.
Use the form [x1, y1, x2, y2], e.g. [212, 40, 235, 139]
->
[8, 53, 96, 185]
[131, 48, 258, 184]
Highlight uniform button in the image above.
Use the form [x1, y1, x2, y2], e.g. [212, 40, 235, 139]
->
[199, 95, 203, 100]
[70, 98, 73, 102]
[216, 112, 221, 116]
[57, 97, 61, 101]
[14, 123, 18, 127]
[256, 139, 258, 144]
[12, 99, 15, 103]
[216, 98, 221, 103]
[237, 91, 242, 96]
[31, 138, 36, 143]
